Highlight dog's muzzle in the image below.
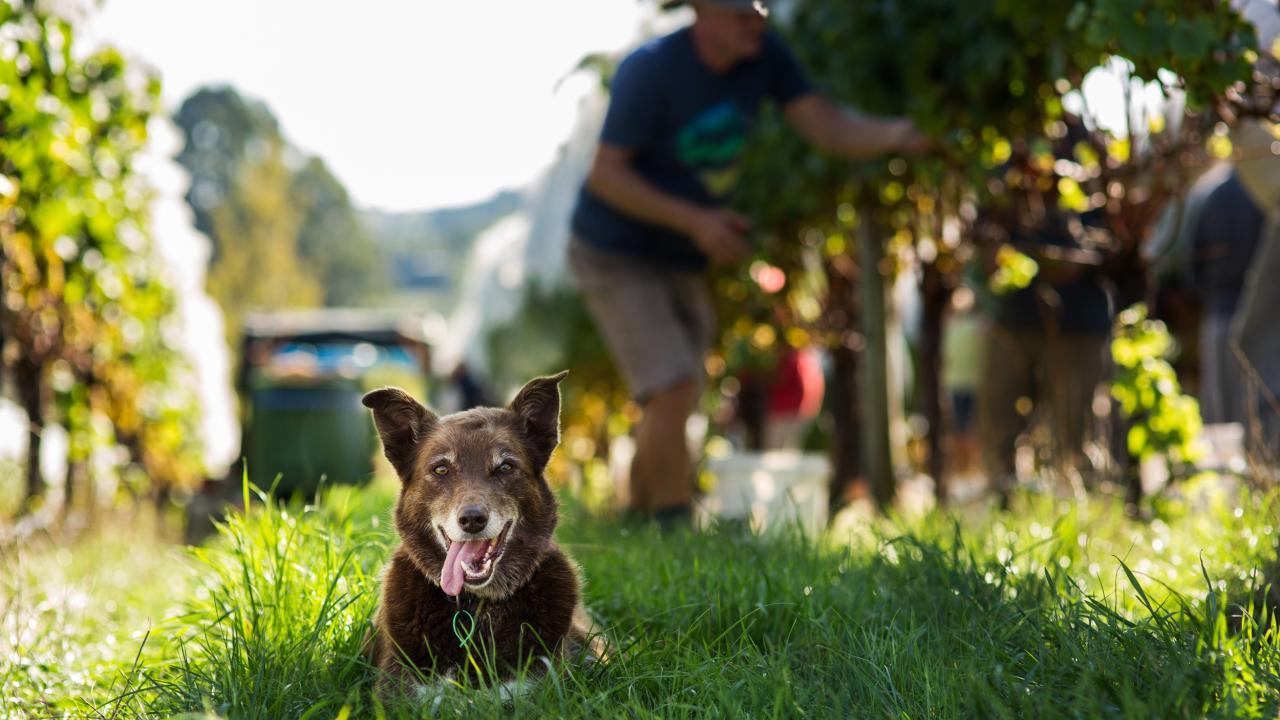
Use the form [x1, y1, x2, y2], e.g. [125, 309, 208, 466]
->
[437, 519, 513, 596]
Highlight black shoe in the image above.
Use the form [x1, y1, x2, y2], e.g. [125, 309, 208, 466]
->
[652, 504, 693, 533]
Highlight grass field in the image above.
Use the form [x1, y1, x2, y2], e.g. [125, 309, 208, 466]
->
[3, 476, 1280, 718]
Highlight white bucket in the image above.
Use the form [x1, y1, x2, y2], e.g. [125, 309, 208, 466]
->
[1200, 422, 1247, 475]
[697, 450, 830, 538]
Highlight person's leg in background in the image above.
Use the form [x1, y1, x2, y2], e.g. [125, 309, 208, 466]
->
[1201, 313, 1232, 425]
[948, 389, 978, 477]
[567, 239, 713, 527]
[979, 322, 1037, 507]
[1046, 332, 1108, 492]
[630, 378, 699, 518]
[635, 268, 717, 525]
[763, 415, 808, 450]
[1202, 312, 1253, 427]
[1233, 217, 1280, 456]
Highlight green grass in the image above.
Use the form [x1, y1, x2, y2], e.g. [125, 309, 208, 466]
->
[3, 477, 1280, 718]
[0, 459, 25, 518]
[0, 512, 197, 715]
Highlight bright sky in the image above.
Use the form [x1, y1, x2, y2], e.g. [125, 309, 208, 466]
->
[81, 1, 1223, 214]
[85, 0, 652, 211]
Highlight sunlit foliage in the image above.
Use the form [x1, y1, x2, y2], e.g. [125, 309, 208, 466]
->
[0, 0, 203, 513]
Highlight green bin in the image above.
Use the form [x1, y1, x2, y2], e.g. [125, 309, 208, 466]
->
[243, 372, 378, 497]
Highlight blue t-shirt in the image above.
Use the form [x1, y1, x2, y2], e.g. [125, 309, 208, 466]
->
[1193, 171, 1264, 318]
[571, 27, 812, 270]
[991, 218, 1114, 336]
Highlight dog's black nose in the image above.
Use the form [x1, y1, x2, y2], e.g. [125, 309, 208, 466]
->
[458, 505, 489, 534]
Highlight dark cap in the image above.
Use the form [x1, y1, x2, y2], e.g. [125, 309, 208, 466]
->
[662, 0, 770, 12]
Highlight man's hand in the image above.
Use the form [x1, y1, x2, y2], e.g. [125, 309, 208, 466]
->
[785, 95, 934, 160]
[588, 144, 753, 264]
[889, 118, 932, 155]
[688, 208, 753, 266]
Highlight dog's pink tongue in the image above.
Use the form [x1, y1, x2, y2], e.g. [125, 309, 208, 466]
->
[441, 539, 487, 597]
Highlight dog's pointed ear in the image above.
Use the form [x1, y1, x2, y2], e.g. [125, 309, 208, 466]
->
[362, 387, 438, 480]
[508, 370, 568, 472]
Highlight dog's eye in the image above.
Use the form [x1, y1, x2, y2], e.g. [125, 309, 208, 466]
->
[431, 464, 450, 477]
[497, 462, 513, 474]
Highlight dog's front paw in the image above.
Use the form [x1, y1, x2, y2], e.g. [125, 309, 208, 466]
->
[409, 667, 457, 710]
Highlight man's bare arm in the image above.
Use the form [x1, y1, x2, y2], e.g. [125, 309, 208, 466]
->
[586, 143, 702, 236]
[585, 143, 752, 265]
[784, 94, 929, 159]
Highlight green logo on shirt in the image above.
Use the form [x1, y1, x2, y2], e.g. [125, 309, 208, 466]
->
[676, 100, 747, 198]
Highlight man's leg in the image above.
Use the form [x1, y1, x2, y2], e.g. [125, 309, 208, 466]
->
[630, 378, 699, 513]
[1037, 329, 1107, 499]
[1203, 312, 1250, 426]
[1233, 216, 1280, 451]
[567, 239, 708, 519]
[628, 266, 716, 522]
[1200, 313, 1230, 425]
[979, 323, 1035, 506]
[948, 390, 978, 477]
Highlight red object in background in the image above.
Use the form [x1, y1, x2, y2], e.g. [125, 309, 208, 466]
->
[751, 261, 788, 294]
[768, 348, 824, 418]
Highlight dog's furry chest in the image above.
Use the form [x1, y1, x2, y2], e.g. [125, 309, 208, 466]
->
[375, 546, 580, 680]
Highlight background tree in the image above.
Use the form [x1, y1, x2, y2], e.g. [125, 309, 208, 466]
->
[174, 86, 281, 246]
[175, 86, 388, 322]
[290, 157, 386, 307]
[734, 0, 1256, 511]
[205, 141, 322, 342]
[0, 0, 203, 517]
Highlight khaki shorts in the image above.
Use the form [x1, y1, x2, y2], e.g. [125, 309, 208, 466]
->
[568, 238, 715, 402]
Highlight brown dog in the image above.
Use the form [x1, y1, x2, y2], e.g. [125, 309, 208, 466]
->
[362, 371, 598, 695]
